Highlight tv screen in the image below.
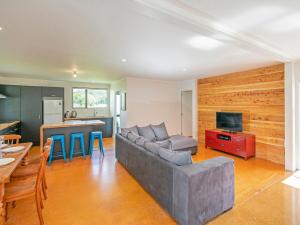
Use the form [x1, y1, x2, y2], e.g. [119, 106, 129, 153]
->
[216, 112, 243, 132]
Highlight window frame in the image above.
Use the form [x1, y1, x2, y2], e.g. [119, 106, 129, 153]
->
[72, 87, 87, 109]
[72, 87, 109, 109]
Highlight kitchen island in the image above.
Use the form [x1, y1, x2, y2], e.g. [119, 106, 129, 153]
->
[0, 121, 20, 135]
[40, 120, 105, 160]
[64, 116, 113, 137]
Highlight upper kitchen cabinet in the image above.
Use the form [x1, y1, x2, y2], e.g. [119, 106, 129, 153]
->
[0, 85, 21, 121]
[21, 86, 43, 145]
[42, 87, 64, 98]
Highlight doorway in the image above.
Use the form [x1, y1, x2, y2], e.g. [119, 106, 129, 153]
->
[181, 90, 193, 137]
[115, 91, 121, 134]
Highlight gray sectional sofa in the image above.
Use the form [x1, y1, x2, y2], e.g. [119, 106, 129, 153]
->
[116, 130, 235, 225]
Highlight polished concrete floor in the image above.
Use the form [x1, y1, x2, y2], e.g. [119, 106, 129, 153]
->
[6, 138, 300, 225]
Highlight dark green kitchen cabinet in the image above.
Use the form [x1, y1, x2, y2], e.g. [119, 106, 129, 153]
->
[20, 86, 43, 145]
[0, 85, 21, 121]
[42, 87, 64, 98]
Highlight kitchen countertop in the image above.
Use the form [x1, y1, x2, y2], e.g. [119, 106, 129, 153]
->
[64, 116, 113, 121]
[41, 119, 105, 129]
[0, 121, 20, 131]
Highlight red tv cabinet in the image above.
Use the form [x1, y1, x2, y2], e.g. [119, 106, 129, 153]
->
[205, 130, 255, 159]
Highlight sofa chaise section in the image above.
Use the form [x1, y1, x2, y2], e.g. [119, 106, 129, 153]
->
[169, 135, 198, 154]
[173, 157, 235, 225]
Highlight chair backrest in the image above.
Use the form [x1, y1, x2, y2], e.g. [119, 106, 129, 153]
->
[44, 138, 52, 160]
[45, 138, 52, 148]
[2, 134, 21, 144]
[35, 153, 47, 192]
[35, 138, 52, 192]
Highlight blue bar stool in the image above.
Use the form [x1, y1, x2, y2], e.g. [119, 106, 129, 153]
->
[88, 131, 105, 157]
[48, 134, 67, 165]
[69, 132, 86, 161]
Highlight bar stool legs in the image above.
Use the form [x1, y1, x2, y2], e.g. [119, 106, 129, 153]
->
[70, 132, 86, 161]
[89, 131, 105, 157]
[99, 136, 104, 156]
[48, 135, 67, 165]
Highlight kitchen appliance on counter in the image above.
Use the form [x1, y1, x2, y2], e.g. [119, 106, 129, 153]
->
[43, 97, 63, 124]
[64, 111, 70, 118]
[71, 110, 77, 118]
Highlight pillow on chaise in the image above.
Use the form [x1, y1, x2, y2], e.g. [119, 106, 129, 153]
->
[155, 139, 171, 149]
[158, 148, 192, 166]
[144, 142, 160, 155]
[135, 136, 148, 147]
[137, 125, 156, 142]
[151, 122, 169, 141]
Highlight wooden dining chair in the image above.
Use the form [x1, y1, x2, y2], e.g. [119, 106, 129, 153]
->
[11, 138, 52, 200]
[1, 134, 21, 145]
[4, 145, 50, 225]
[29, 138, 52, 164]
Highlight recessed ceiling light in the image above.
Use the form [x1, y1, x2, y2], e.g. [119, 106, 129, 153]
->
[187, 35, 222, 50]
[183, 68, 187, 72]
[0, 27, 2, 31]
[121, 58, 127, 63]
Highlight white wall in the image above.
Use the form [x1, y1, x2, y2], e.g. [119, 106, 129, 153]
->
[125, 77, 181, 135]
[114, 77, 198, 137]
[0, 75, 111, 117]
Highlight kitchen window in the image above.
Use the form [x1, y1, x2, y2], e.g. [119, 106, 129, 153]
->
[72, 88, 108, 108]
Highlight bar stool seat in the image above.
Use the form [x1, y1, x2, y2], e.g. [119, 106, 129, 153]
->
[89, 131, 105, 157]
[48, 134, 67, 165]
[69, 132, 86, 161]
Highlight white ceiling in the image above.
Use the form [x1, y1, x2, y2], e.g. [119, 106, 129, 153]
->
[0, 0, 299, 83]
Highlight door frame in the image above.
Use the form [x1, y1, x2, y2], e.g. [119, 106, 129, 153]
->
[114, 91, 121, 134]
[181, 90, 193, 136]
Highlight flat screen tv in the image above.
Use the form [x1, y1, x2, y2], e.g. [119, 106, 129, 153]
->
[216, 112, 243, 132]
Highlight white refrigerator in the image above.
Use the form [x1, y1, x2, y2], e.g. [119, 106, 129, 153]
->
[43, 98, 63, 124]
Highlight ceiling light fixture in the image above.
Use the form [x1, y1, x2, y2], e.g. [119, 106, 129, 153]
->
[0, 27, 2, 31]
[121, 58, 127, 63]
[183, 68, 187, 72]
[187, 35, 222, 50]
[73, 71, 77, 78]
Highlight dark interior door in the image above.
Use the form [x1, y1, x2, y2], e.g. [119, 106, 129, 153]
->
[21, 86, 42, 145]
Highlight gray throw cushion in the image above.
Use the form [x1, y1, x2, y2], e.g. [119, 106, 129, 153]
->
[158, 148, 192, 166]
[121, 128, 130, 138]
[135, 136, 148, 147]
[137, 125, 156, 142]
[144, 141, 160, 155]
[155, 139, 171, 149]
[127, 126, 139, 135]
[127, 132, 140, 143]
[151, 122, 169, 141]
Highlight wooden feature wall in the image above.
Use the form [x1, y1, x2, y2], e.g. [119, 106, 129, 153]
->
[198, 64, 284, 164]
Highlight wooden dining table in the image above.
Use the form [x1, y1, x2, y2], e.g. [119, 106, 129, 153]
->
[0, 142, 32, 225]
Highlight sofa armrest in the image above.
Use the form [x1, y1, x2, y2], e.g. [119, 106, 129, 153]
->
[173, 156, 234, 225]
